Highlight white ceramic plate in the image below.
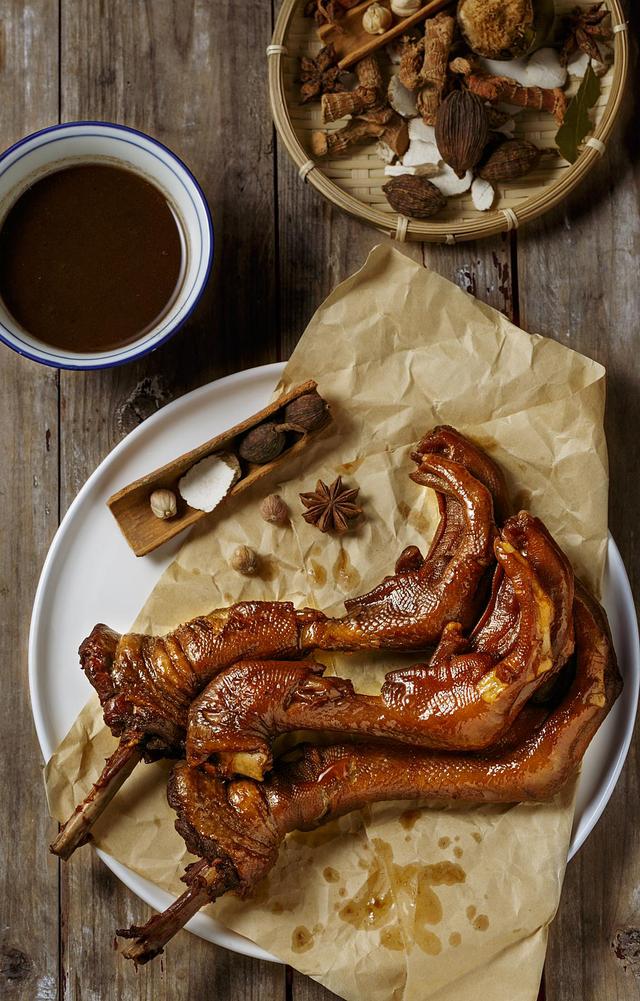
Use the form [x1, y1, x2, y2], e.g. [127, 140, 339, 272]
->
[29, 363, 640, 963]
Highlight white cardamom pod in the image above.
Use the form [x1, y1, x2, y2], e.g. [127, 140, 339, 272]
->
[149, 488, 177, 520]
[362, 3, 392, 35]
[390, 0, 421, 17]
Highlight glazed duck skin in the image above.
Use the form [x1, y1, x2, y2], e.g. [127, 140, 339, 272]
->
[305, 452, 497, 651]
[52, 427, 502, 860]
[80, 435, 500, 749]
[118, 585, 621, 965]
[187, 512, 574, 775]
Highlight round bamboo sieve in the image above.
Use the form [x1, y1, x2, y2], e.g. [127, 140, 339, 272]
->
[268, 0, 628, 243]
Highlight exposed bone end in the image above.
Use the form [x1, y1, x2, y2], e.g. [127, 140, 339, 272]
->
[476, 669, 509, 704]
[217, 749, 271, 781]
[50, 737, 142, 860]
[117, 862, 226, 964]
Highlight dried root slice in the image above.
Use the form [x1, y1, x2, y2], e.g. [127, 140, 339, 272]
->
[525, 48, 567, 89]
[471, 176, 495, 211]
[408, 119, 437, 144]
[429, 163, 473, 196]
[311, 120, 385, 157]
[388, 75, 418, 118]
[380, 113, 410, 158]
[451, 57, 567, 125]
[384, 164, 439, 178]
[417, 13, 455, 125]
[398, 36, 424, 91]
[403, 137, 441, 167]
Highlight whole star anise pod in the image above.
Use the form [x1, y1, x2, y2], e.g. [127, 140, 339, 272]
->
[299, 476, 362, 533]
[299, 44, 350, 104]
[304, 0, 360, 26]
[559, 2, 614, 66]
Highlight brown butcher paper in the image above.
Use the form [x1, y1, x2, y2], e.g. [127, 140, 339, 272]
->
[45, 246, 608, 1001]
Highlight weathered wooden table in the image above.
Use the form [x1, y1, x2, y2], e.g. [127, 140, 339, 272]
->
[1, 2, 638, 999]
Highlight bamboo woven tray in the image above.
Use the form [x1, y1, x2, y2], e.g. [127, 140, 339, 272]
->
[268, 0, 628, 243]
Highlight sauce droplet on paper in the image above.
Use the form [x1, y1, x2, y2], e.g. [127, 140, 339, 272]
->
[291, 926, 315, 953]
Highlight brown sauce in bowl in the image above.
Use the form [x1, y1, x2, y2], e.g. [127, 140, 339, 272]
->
[0, 162, 183, 352]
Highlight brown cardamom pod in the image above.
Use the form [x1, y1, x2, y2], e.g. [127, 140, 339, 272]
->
[434, 90, 489, 179]
[382, 175, 447, 219]
[477, 139, 541, 182]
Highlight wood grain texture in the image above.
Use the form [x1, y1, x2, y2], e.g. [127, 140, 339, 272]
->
[57, 1, 284, 999]
[1, 0, 637, 998]
[0, 5, 59, 1001]
[517, 7, 639, 997]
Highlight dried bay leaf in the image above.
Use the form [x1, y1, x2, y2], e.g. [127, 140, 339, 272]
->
[555, 63, 601, 164]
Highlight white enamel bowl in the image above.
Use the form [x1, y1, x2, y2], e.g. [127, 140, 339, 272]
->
[0, 121, 213, 370]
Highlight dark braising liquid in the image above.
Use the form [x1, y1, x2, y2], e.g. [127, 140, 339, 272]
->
[0, 163, 183, 352]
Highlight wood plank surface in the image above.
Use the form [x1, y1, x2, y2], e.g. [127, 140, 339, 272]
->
[0, 5, 60, 1001]
[0, 0, 637, 999]
[57, 2, 284, 999]
[517, 10, 640, 995]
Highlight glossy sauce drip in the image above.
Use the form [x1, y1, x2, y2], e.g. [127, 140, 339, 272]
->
[332, 547, 361, 592]
[291, 925, 314, 953]
[0, 163, 183, 352]
[340, 838, 467, 956]
[308, 559, 327, 587]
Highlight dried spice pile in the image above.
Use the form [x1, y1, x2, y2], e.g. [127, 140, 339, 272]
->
[301, 1, 615, 218]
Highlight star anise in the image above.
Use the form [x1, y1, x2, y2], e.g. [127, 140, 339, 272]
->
[303, 0, 359, 26]
[299, 476, 362, 533]
[299, 44, 350, 104]
[559, 2, 614, 66]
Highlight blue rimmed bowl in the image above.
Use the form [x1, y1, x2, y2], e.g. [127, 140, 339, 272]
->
[0, 121, 213, 370]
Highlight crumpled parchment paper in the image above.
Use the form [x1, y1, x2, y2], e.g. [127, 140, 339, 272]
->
[45, 246, 608, 1001]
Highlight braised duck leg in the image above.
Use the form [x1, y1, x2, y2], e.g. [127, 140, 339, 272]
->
[187, 511, 574, 776]
[52, 428, 501, 859]
[117, 586, 621, 964]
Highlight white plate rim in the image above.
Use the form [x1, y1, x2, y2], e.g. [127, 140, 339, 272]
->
[28, 362, 640, 963]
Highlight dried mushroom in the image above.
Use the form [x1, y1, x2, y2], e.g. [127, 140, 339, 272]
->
[457, 0, 555, 60]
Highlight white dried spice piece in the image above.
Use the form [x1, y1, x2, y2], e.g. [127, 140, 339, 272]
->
[403, 138, 441, 167]
[479, 56, 529, 87]
[525, 48, 567, 89]
[496, 117, 516, 138]
[362, 2, 392, 34]
[178, 451, 240, 513]
[149, 489, 177, 520]
[384, 163, 439, 177]
[408, 119, 437, 144]
[387, 76, 417, 118]
[430, 164, 472, 196]
[376, 140, 397, 164]
[471, 177, 495, 211]
[385, 39, 403, 64]
[567, 51, 590, 78]
[391, 0, 421, 15]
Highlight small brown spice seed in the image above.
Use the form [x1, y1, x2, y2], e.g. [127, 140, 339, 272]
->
[281, 391, 329, 432]
[238, 422, 286, 464]
[260, 494, 289, 526]
[382, 174, 447, 219]
[231, 545, 259, 575]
